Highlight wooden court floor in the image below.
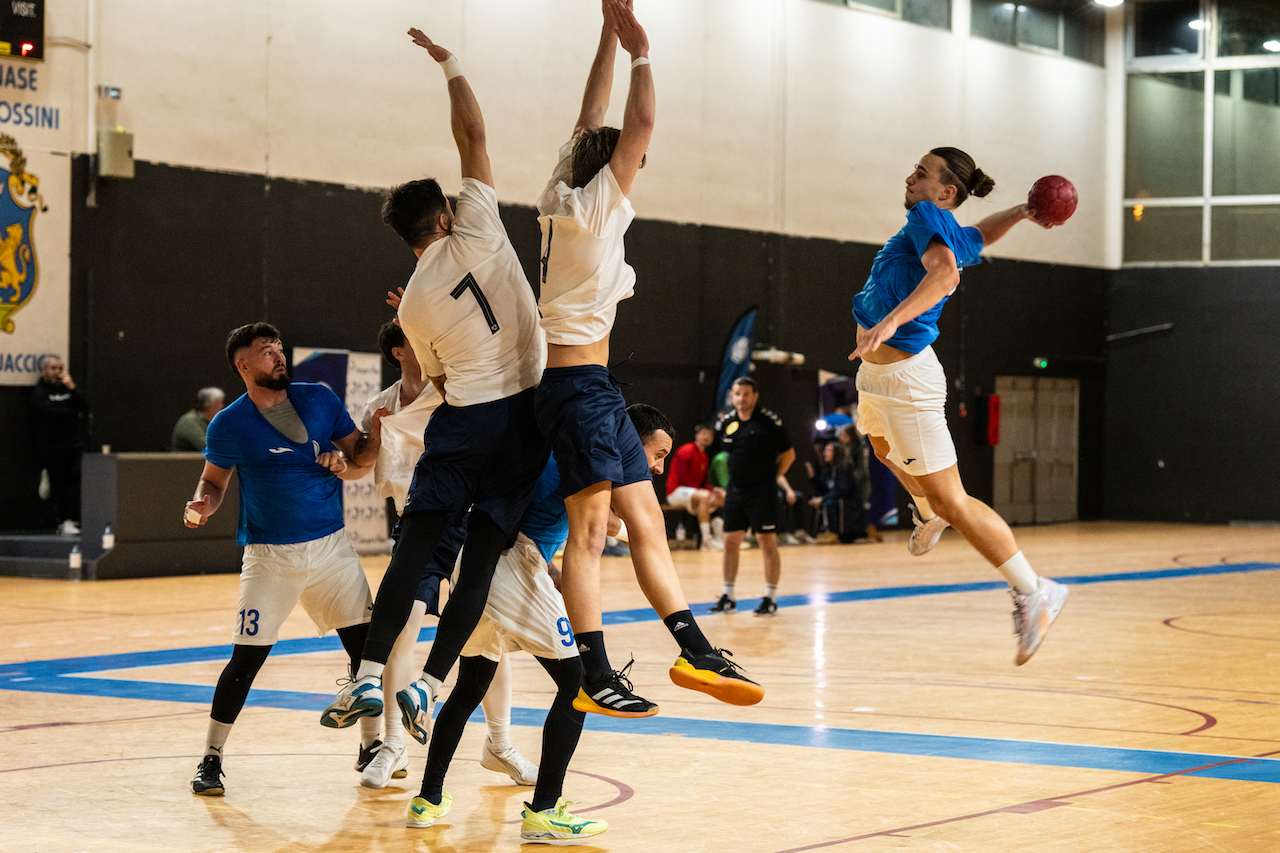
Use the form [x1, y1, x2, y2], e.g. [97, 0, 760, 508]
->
[3, 521, 1279, 852]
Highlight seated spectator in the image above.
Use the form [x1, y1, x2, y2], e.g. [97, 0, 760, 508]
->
[665, 423, 725, 550]
[807, 440, 868, 544]
[171, 387, 226, 451]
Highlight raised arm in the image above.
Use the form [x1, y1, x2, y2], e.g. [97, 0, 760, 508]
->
[408, 28, 493, 188]
[974, 202, 1050, 246]
[607, 0, 654, 196]
[849, 240, 959, 361]
[574, 1, 619, 135]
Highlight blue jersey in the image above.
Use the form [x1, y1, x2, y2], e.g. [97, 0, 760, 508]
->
[520, 455, 570, 565]
[851, 201, 984, 354]
[204, 383, 357, 546]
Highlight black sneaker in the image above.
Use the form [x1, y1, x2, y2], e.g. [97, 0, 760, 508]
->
[709, 594, 736, 613]
[754, 597, 778, 617]
[192, 754, 225, 797]
[572, 658, 659, 718]
[669, 647, 765, 706]
[354, 738, 383, 772]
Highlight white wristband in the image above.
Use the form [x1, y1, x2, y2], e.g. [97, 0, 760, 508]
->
[439, 55, 463, 81]
[631, 56, 650, 70]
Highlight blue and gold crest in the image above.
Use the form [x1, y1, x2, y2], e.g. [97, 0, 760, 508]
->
[0, 134, 42, 334]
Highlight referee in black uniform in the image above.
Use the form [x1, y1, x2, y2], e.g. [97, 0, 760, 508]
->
[710, 376, 795, 617]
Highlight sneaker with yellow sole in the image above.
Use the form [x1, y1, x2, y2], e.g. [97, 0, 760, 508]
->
[669, 647, 764, 706]
[520, 798, 607, 845]
[406, 792, 452, 828]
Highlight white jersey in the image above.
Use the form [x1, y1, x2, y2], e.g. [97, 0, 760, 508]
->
[535, 137, 636, 346]
[360, 380, 443, 514]
[398, 178, 546, 406]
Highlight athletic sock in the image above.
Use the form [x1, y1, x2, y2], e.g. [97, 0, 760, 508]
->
[722, 582, 736, 599]
[576, 630, 611, 684]
[359, 714, 381, 749]
[765, 584, 778, 600]
[997, 551, 1040, 596]
[422, 671, 443, 698]
[355, 660, 385, 681]
[913, 495, 936, 520]
[481, 654, 513, 751]
[205, 719, 232, 758]
[663, 610, 713, 655]
[383, 717, 404, 748]
[711, 517, 724, 539]
[699, 521, 712, 542]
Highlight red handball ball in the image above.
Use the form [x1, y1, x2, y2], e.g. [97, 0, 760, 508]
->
[1027, 175, 1078, 226]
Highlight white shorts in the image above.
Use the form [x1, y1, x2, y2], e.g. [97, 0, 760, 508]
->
[856, 346, 957, 477]
[666, 486, 697, 510]
[234, 529, 373, 646]
[460, 534, 579, 663]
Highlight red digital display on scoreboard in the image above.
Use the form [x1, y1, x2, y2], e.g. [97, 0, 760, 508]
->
[0, 0, 43, 62]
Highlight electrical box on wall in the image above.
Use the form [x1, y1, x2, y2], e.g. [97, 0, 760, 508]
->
[97, 128, 134, 179]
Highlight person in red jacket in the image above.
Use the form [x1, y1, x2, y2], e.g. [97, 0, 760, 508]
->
[665, 424, 724, 550]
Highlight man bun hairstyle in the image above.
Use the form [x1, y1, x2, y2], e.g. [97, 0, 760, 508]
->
[377, 320, 407, 371]
[225, 322, 281, 370]
[382, 178, 450, 249]
[570, 127, 646, 189]
[625, 402, 674, 444]
[930, 147, 996, 207]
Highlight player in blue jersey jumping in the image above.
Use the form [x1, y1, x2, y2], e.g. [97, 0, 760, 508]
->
[183, 322, 381, 796]
[847, 147, 1068, 666]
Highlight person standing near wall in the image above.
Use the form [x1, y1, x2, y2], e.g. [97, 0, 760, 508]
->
[30, 354, 88, 536]
[711, 376, 795, 617]
[847, 147, 1067, 665]
[183, 322, 380, 797]
[170, 387, 226, 451]
[533, 0, 762, 717]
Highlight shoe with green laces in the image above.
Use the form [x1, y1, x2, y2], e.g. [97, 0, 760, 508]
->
[520, 798, 607, 845]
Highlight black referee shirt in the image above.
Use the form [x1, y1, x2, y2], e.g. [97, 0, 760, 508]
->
[716, 407, 792, 490]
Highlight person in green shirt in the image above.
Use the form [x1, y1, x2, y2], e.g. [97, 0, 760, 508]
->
[707, 450, 729, 490]
[170, 387, 225, 451]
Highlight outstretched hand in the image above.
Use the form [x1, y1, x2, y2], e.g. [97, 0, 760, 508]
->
[609, 0, 648, 57]
[408, 28, 452, 62]
[386, 286, 404, 311]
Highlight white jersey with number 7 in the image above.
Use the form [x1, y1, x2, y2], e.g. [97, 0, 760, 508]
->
[398, 178, 546, 407]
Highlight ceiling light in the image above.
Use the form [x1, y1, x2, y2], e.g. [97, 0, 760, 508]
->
[1264, 40, 1280, 52]
[1094, 0, 1123, 6]
[1188, 19, 1205, 30]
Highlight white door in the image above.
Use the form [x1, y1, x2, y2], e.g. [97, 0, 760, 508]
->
[992, 376, 1078, 524]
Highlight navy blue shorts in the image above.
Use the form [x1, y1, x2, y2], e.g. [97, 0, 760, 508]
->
[723, 482, 779, 535]
[403, 387, 548, 542]
[534, 365, 651, 498]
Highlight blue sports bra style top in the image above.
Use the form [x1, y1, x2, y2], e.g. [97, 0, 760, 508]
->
[851, 201, 985, 355]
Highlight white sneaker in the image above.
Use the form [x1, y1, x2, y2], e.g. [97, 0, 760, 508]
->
[907, 504, 948, 556]
[57, 519, 80, 536]
[396, 677, 436, 745]
[320, 674, 383, 728]
[480, 736, 538, 786]
[700, 538, 724, 552]
[360, 740, 409, 788]
[1011, 578, 1069, 666]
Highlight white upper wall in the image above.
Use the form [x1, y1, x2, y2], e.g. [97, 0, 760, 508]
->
[81, 0, 1110, 266]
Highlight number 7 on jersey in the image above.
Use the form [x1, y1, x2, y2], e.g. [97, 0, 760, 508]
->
[451, 272, 500, 334]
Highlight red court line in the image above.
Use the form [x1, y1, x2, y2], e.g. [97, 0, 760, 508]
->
[771, 756, 1268, 852]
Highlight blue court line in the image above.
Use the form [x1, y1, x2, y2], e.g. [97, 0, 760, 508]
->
[4, 561, 1279, 784]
